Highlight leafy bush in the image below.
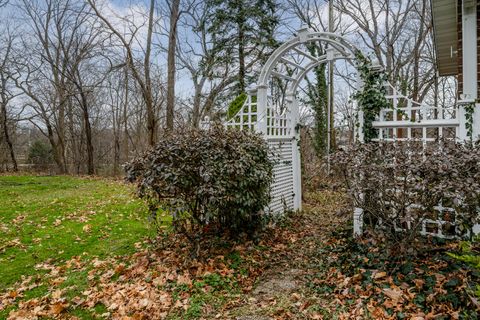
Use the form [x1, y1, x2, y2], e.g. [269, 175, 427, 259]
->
[333, 140, 480, 244]
[125, 126, 274, 253]
[28, 140, 53, 170]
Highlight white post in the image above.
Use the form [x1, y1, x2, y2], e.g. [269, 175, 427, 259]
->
[473, 104, 480, 140]
[462, 2, 477, 100]
[327, 0, 335, 173]
[288, 94, 302, 211]
[457, 105, 469, 141]
[256, 85, 268, 135]
[458, 1, 478, 141]
[354, 109, 364, 143]
[353, 206, 364, 237]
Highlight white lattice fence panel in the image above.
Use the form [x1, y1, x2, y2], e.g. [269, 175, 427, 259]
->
[352, 82, 477, 240]
[371, 82, 459, 143]
[225, 95, 258, 131]
[267, 138, 295, 215]
[266, 107, 291, 138]
[354, 198, 480, 239]
[376, 202, 466, 239]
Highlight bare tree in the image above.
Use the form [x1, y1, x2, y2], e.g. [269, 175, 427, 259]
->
[336, 0, 435, 101]
[0, 30, 19, 171]
[87, 0, 159, 146]
[60, 16, 107, 175]
[11, 0, 113, 174]
[14, 0, 75, 173]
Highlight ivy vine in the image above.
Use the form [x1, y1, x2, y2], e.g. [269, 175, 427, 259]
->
[464, 101, 476, 141]
[353, 51, 389, 142]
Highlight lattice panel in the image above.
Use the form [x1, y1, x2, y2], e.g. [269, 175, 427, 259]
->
[225, 95, 258, 131]
[267, 138, 295, 215]
[372, 83, 459, 143]
[376, 202, 460, 239]
[357, 82, 477, 240]
[266, 107, 291, 137]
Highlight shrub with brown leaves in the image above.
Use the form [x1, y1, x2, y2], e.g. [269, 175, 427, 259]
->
[125, 126, 274, 254]
[333, 140, 480, 244]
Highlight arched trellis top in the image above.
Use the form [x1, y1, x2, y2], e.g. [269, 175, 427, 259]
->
[225, 29, 364, 215]
[225, 28, 470, 218]
[257, 28, 361, 96]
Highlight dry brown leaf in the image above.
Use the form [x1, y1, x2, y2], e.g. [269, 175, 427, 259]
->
[50, 302, 67, 315]
[114, 264, 126, 275]
[373, 271, 387, 280]
[177, 273, 192, 286]
[51, 289, 63, 300]
[291, 292, 301, 301]
[382, 288, 403, 303]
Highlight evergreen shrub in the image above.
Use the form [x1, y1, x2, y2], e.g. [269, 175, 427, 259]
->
[125, 126, 274, 251]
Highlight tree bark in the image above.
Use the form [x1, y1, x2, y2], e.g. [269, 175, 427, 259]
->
[166, 0, 180, 131]
[122, 67, 129, 163]
[0, 102, 17, 171]
[79, 90, 94, 175]
[238, 19, 246, 93]
[67, 100, 81, 174]
[45, 120, 65, 174]
[144, 0, 157, 143]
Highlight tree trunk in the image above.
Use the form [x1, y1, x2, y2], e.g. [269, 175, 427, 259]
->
[191, 83, 203, 127]
[67, 100, 80, 174]
[328, 0, 335, 151]
[122, 68, 129, 163]
[45, 121, 65, 174]
[145, 0, 157, 144]
[238, 20, 246, 94]
[0, 102, 17, 171]
[57, 89, 67, 173]
[80, 91, 94, 175]
[51, 65, 68, 173]
[113, 130, 120, 175]
[112, 103, 120, 176]
[145, 93, 156, 147]
[166, 0, 180, 131]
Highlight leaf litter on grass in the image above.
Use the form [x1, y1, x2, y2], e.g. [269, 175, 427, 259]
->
[1, 189, 479, 319]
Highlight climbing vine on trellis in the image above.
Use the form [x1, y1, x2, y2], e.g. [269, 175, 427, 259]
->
[353, 51, 389, 142]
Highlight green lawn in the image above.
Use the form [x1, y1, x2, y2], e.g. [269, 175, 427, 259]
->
[0, 175, 152, 293]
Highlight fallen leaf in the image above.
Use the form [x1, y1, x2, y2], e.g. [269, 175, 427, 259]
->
[50, 302, 67, 315]
[372, 271, 387, 280]
[382, 288, 403, 303]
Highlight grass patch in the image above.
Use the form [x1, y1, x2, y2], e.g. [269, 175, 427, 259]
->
[0, 175, 152, 296]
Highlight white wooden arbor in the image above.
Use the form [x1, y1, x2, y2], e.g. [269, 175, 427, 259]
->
[225, 28, 480, 221]
[226, 28, 361, 215]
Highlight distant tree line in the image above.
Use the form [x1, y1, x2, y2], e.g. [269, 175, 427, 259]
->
[0, 0, 450, 175]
